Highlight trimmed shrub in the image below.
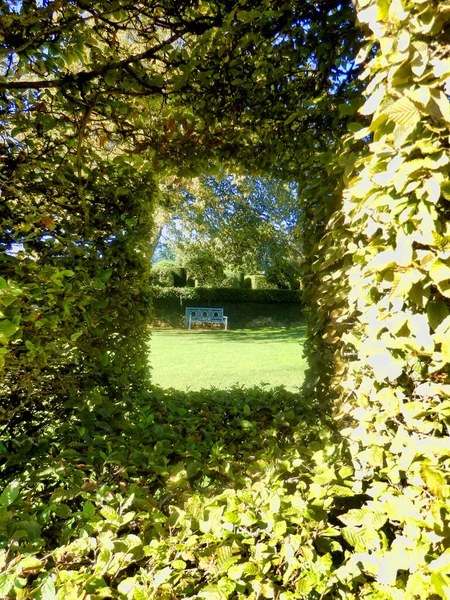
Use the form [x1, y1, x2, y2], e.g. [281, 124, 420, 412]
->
[248, 274, 278, 290]
[300, 1, 450, 597]
[152, 286, 302, 305]
[151, 286, 304, 328]
[149, 266, 175, 287]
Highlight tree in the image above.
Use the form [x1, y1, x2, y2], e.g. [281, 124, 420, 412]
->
[157, 172, 302, 283]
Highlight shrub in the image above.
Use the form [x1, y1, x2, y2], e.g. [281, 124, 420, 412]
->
[150, 266, 175, 287]
[247, 274, 278, 290]
[151, 286, 303, 305]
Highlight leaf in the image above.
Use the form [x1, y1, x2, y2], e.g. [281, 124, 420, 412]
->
[442, 338, 450, 364]
[17, 556, 42, 572]
[424, 178, 441, 204]
[198, 585, 227, 600]
[243, 562, 260, 576]
[0, 574, 13, 598]
[367, 249, 397, 272]
[0, 319, 20, 340]
[186, 461, 202, 478]
[37, 577, 56, 600]
[100, 505, 120, 523]
[429, 550, 450, 573]
[431, 572, 450, 598]
[342, 525, 380, 551]
[0, 480, 20, 506]
[274, 520, 287, 536]
[152, 566, 172, 590]
[388, 0, 409, 21]
[83, 500, 96, 518]
[430, 260, 450, 284]
[388, 97, 421, 128]
[427, 300, 449, 331]
[359, 86, 386, 116]
[421, 464, 447, 498]
[118, 577, 136, 596]
[377, 557, 399, 585]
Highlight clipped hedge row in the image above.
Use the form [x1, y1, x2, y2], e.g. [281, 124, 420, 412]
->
[151, 287, 304, 329]
[152, 286, 303, 305]
[300, 1, 450, 597]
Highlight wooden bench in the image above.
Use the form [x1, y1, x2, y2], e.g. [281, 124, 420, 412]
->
[185, 307, 228, 329]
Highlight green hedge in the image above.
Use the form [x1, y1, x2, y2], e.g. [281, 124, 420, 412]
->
[151, 287, 304, 328]
[151, 286, 302, 304]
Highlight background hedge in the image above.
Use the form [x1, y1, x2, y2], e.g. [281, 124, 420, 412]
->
[151, 286, 304, 328]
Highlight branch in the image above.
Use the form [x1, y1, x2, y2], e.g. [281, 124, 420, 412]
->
[0, 33, 180, 91]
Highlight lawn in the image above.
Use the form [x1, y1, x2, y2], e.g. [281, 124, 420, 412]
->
[150, 326, 307, 391]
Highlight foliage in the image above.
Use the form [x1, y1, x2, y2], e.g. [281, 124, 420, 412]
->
[300, 0, 450, 596]
[0, 0, 360, 176]
[151, 286, 303, 305]
[156, 174, 303, 281]
[247, 275, 278, 290]
[5, 0, 450, 598]
[175, 243, 227, 287]
[149, 267, 175, 288]
[1, 155, 155, 441]
[0, 0, 359, 438]
[0, 384, 346, 600]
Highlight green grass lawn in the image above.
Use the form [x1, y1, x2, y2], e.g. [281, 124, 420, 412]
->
[150, 326, 307, 391]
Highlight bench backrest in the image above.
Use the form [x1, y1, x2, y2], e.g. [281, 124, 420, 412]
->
[186, 307, 224, 325]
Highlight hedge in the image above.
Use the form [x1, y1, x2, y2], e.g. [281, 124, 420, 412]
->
[151, 286, 303, 305]
[299, 0, 450, 596]
[151, 287, 304, 328]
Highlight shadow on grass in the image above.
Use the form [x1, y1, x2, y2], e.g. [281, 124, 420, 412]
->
[152, 325, 307, 344]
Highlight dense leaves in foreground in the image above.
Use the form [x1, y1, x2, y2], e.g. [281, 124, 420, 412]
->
[0, 387, 349, 599]
[2, 384, 449, 599]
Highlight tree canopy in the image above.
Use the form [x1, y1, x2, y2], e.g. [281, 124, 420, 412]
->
[154, 173, 302, 281]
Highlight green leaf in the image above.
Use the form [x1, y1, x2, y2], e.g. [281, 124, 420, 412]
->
[83, 500, 96, 518]
[359, 86, 385, 116]
[429, 550, 450, 574]
[198, 586, 227, 600]
[427, 300, 449, 331]
[0, 574, 14, 598]
[152, 566, 172, 590]
[431, 572, 450, 598]
[341, 525, 380, 551]
[388, 97, 421, 128]
[0, 480, 20, 506]
[118, 577, 136, 597]
[37, 577, 56, 600]
[0, 319, 20, 340]
[274, 520, 287, 536]
[100, 505, 120, 522]
[430, 260, 450, 284]
[422, 464, 447, 498]
[186, 461, 202, 478]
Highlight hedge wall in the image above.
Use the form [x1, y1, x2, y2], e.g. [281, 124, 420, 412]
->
[1, 154, 155, 442]
[151, 287, 304, 328]
[300, 0, 450, 596]
[152, 286, 302, 304]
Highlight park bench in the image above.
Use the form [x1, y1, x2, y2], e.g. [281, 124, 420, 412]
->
[185, 307, 228, 329]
